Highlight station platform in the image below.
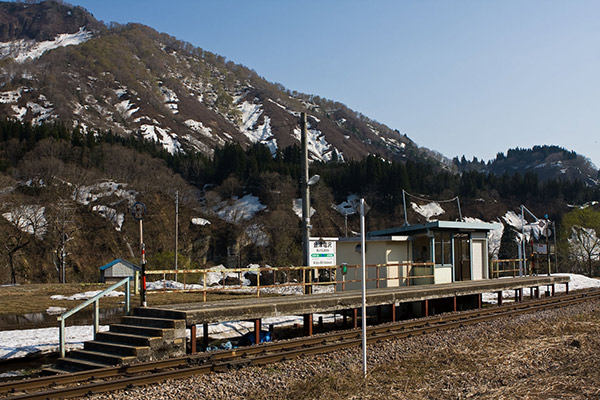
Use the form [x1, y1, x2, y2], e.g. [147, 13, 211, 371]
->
[143, 275, 570, 352]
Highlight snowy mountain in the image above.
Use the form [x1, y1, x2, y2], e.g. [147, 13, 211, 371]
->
[0, 1, 429, 164]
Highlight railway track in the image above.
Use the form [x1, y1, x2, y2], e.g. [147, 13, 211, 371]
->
[2, 288, 599, 400]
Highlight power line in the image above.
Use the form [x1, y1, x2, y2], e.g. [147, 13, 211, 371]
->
[402, 189, 462, 225]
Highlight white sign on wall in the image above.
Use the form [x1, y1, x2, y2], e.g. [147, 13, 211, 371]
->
[534, 243, 548, 254]
[309, 239, 337, 266]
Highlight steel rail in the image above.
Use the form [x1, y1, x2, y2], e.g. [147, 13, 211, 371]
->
[2, 289, 599, 399]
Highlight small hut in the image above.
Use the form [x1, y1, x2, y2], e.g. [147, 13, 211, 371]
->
[99, 259, 140, 283]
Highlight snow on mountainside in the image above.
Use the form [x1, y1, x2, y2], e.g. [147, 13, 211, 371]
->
[0, 1, 425, 165]
[0, 27, 92, 62]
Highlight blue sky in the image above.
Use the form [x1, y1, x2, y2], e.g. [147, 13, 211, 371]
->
[68, 0, 599, 167]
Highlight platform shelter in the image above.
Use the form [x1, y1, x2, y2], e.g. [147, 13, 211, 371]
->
[336, 221, 501, 290]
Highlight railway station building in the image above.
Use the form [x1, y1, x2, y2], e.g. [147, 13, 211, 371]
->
[335, 221, 501, 290]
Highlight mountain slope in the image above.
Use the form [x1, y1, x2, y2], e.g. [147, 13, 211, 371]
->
[454, 145, 598, 186]
[0, 1, 429, 165]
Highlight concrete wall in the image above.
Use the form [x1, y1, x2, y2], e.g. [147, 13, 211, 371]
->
[336, 239, 409, 290]
[434, 265, 453, 284]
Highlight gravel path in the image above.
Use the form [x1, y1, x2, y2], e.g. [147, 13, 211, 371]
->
[88, 299, 600, 400]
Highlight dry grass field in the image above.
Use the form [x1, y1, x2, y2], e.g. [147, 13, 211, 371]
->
[0, 283, 272, 316]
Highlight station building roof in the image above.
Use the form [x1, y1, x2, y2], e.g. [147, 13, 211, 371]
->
[368, 220, 501, 237]
[99, 258, 140, 271]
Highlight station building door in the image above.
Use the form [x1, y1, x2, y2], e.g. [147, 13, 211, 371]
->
[454, 233, 471, 281]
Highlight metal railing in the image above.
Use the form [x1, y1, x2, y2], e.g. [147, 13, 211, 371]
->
[58, 276, 131, 358]
[491, 258, 525, 278]
[144, 262, 436, 300]
[338, 262, 435, 290]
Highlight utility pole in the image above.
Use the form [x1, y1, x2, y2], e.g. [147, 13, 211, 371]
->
[175, 190, 179, 282]
[132, 202, 147, 307]
[301, 112, 311, 294]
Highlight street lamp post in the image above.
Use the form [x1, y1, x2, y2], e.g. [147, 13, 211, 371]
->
[300, 112, 321, 293]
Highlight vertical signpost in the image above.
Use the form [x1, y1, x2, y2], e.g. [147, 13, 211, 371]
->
[132, 202, 147, 307]
[360, 198, 368, 378]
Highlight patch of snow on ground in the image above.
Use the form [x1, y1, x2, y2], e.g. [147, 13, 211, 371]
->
[307, 127, 333, 161]
[184, 119, 213, 138]
[92, 205, 124, 231]
[50, 290, 124, 301]
[215, 194, 266, 224]
[73, 181, 137, 206]
[482, 273, 600, 304]
[292, 198, 316, 219]
[192, 217, 211, 226]
[246, 223, 269, 247]
[26, 101, 54, 124]
[266, 98, 288, 110]
[140, 124, 182, 154]
[11, 105, 27, 120]
[411, 202, 444, 221]
[291, 124, 334, 162]
[46, 307, 66, 315]
[115, 99, 139, 118]
[0, 325, 108, 360]
[146, 266, 239, 289]
[568, 201, 599, 209]
[160, 85, 179, 114]
[182, 134, 215, 153]
[238, 100, 278, 154]
[0, 87, 23, 103]
[1, 27, 92, 63]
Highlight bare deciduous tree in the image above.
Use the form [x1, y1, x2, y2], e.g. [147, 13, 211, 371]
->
[1, 203, 47, 284]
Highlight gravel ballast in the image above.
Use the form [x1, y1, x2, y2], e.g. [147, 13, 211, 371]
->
[89, 299, 600, 400]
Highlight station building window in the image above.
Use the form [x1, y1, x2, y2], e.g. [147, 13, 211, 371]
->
[434, 232, 452, 266]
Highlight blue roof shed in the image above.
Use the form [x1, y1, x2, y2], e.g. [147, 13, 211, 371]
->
[99, 259, 141, 283]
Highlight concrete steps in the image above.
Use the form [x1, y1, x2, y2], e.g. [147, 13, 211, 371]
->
[46, 308, 187, 374]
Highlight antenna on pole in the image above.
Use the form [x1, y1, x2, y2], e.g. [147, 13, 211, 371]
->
[402, 190, 409, 226]
[456, 197, 463, 222]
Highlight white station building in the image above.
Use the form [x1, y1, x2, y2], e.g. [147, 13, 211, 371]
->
[323, 221, 501, 290]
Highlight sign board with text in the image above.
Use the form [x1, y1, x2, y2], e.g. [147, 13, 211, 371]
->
[309, 238, 337, 267]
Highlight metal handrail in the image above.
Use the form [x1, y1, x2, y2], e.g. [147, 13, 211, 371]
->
[491, 258, 526, 278]
[57, 276, 131, 358]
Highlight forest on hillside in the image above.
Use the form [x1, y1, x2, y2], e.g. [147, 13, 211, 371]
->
[1, 118, 600, 283]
